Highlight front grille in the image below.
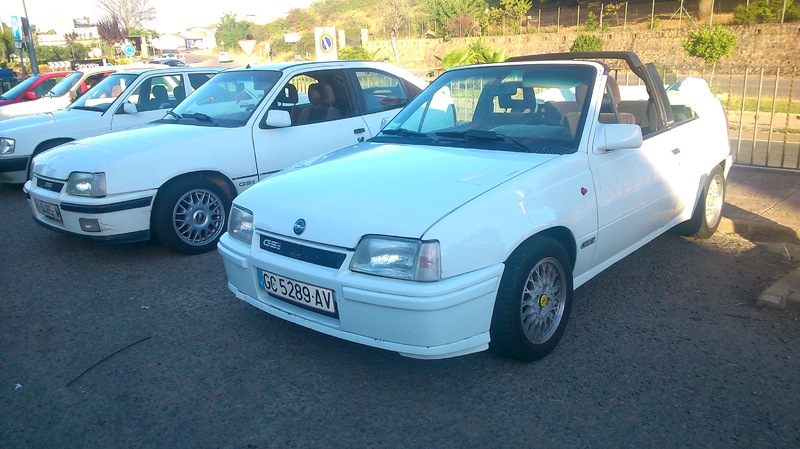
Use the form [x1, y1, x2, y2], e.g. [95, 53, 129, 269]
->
[259, 234, 346, 269]
[36, 177, 64, 193]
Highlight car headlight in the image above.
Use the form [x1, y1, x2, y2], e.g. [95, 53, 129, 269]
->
[350, 236, 441, 282]
[0, 137, 15, 155]
[228, 205, 254, 244]
[65, 172, 106, 197]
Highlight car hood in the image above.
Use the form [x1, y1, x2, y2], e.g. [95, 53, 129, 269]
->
[238, 143, 558, 248]
[0, 108, 96, 133]
[0, 96, 68, 121]
[32, 124, 231, 187]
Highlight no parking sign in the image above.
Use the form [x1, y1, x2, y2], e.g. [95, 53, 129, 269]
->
[314, 27, 338, 61]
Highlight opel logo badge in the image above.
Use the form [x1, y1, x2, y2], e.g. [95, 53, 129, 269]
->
[293, 219, 306, 236]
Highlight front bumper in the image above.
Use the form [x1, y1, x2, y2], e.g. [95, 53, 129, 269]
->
[0, 156, 29, 184]
[218, 233, 504, 359]
[25, 176, 156, 243]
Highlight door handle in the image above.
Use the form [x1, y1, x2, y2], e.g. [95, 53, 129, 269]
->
[354, 128, 366, 134]
[672, 148, 681, 155]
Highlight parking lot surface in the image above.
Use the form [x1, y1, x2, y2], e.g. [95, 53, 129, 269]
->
[2, 182, 799, 448]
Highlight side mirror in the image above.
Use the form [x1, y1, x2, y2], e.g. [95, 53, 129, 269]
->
[264, 109, 291, 128]
[122, 102, 138, 114]
[593, 123, 643, 154]
[380, 117, 391, 130]
[26, 91, 37, 100]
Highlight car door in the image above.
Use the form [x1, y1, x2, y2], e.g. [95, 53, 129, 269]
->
[251, 68, 371, 179]
[587, 79, 682, 265]
[348, 68, 417, 135]
[109, 72, 215, 131]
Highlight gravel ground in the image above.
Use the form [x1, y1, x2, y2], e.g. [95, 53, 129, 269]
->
[1, 183, 799, 448]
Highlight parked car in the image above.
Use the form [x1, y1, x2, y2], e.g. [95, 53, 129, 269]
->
[217, 52, 733, 361]
[149, 58, 186, 67]
[0, 64, 150, 121]
[0, 66, 221, 184]
[0, 71, 72, 107]
[24, 61, 427, 253]
[218, 52, 233, 63]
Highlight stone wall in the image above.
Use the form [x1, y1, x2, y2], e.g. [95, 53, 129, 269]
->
[364, 23, 800, 75]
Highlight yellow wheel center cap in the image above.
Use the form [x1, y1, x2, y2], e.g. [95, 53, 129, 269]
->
[539, 294, 549, 307]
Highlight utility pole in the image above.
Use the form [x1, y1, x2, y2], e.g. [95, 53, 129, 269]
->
[21, 0, 40, 75]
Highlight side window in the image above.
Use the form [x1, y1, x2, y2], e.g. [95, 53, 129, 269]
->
[665, 78, 701, 126]
[354, 70, 410, 114]
[188, 73, 214, 90]
[278, 70, 352, 127]
[130, 74, 182, 112]
[613, 73, 659, 136]
[34, 78, 60, 96]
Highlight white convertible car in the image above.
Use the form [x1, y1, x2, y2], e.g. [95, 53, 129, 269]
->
[218, 52, 732, 361]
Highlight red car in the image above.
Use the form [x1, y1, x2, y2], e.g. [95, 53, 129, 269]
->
[0, 71, 72, 106]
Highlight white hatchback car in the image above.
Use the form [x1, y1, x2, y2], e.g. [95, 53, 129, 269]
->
[1, 66, 221, 184]
[24, 61, 427, 254]
[218, 52, 732, 361]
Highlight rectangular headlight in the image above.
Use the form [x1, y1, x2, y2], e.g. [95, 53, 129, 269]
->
[0, 137, 15, 155]
[65, 172, 106, 197]
[350, 236, 441, 282]
[228, 205, 254, 244]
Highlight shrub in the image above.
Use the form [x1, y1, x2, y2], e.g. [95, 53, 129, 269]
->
[733, 0, 799, 24]
[683, 25, 737, 65]
[338, 46, 374, 61]
[570, 34, 604, 52]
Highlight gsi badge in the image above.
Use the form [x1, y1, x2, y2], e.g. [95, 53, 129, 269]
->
[293, 219, 306, 236]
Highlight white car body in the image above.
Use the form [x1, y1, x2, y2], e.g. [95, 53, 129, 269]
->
[218, 53, 733, 361]
[24, 61, 428, 253]
[1, 66, 221, 184]
[0, 64, 153, 122]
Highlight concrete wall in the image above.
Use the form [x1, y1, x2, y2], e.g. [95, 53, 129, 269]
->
[364, 23, 800, 74]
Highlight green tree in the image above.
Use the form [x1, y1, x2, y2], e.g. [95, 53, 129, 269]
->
[215, 13, 253, 51]
[1, 22, 15, 64]
[435, 39, 505, 70]
[733, 0, 799, 24]
[570, 34, 603, 52]
[501, 0, 532, 34]
[683, 25, 737, 65]
[338, 46, 375, 60]
[422, 0, 489, 39]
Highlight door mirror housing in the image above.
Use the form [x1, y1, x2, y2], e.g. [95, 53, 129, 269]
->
[593, 123, 643, 154]
[264, 109, 291, 128]
[122, 102, 138, 114]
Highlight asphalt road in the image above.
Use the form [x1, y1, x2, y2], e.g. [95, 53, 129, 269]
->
[1, 182, 800, 448]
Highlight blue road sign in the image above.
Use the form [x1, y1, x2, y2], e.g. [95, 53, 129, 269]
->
[11, 16, 22, 41]
[123, 44, 135, 57]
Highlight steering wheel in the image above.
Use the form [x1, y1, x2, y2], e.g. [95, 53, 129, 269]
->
[524, 115, 563, 127]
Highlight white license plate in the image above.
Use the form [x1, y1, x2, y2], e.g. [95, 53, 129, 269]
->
[34, 199, 62, 222]
[258, 269, 337, 317]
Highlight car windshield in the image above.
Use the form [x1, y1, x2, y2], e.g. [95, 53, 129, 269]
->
[375, 64, 596, 154]
[0, 74, 44, 99]
[44, 71, 83, 97]
[156, 70, 281, 128]
[68, 73, 138, 112]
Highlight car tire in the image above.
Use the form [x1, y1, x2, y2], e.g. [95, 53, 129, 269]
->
[151, 178, 230, 254]
[676, 165, 725, 239]
[490, 236, 573, 362]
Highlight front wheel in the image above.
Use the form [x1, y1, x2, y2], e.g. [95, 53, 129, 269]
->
[676, 165, 725, 239]
[151, 178, 230, 254]
[490, 236, 573, 362]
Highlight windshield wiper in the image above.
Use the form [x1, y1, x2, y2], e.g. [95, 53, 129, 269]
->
[181, 112, 215, 124]
[70, 105, 105, 112]
[380, 128, 438, 143]
[434, 129, 531, 153]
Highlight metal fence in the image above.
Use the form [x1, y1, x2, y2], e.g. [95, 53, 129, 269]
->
[655, 66, 800, 170]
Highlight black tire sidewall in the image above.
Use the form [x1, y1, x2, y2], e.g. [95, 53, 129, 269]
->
[490, 236, 574, 362]
[151, 178, 230, 254]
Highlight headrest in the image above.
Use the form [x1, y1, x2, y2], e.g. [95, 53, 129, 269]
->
[152, 84, 167, 98]
[276, 84, 298, 104]
[308, 82, 335, 105]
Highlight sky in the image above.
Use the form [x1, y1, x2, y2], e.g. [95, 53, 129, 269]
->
[4, 0, 316, 34]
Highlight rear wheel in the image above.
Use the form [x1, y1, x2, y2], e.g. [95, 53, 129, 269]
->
[676, 166, 725, 239]
[151, 178, 230, 254]
[490, 236, 573, 361]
